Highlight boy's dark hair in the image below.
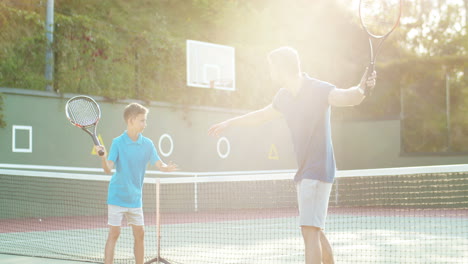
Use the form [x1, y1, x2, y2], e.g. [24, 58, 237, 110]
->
[123, 103, 148, 123]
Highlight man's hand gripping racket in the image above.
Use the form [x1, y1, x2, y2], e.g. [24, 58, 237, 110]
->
[359, 67, 377, 95]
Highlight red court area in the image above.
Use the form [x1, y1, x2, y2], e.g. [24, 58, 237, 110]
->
[1, 207, 466, 234]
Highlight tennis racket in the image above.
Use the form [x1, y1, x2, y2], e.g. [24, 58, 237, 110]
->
[359, 0, 401, 95]
[65, 95, 104, 156]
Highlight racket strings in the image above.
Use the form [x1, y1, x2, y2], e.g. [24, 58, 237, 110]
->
[67, 99, 100, 127]
[360, 0, 400, 37]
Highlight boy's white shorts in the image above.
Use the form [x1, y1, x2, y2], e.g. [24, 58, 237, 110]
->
[108, 204, 144, 226]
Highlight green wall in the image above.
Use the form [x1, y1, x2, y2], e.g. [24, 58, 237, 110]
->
[1, 88, 467, 172]
[0, 89, 295, 171]
[333, 120, 468, 169]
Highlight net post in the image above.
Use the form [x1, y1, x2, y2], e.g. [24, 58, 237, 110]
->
[194, 174, 198, 212]
[145, 178, 171, 264]
[334, 178, 339, 206]
[156, 178, 161, 262]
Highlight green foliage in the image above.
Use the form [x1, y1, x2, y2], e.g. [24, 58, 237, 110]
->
[0, 3, 47, 90]
[1, 0, 369, 108]
[357, 0, 468, 154]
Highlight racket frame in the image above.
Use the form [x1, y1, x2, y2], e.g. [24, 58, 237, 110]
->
[65, 96, 104, 156]
[359, 0, 402, 95]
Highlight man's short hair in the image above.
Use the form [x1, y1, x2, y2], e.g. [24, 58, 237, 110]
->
[123, 103, 148, 123]
[267, 46, 301, 74]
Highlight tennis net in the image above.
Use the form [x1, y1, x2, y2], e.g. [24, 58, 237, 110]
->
[0, 165, 467, 263]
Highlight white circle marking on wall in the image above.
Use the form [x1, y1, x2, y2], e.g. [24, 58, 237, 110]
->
[158, 133, 174, 157]
[217, 137, 230, 159]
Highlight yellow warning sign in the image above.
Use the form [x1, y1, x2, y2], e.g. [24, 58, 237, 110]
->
[268, 144, 279, 160]
[91, 134, 106, 155]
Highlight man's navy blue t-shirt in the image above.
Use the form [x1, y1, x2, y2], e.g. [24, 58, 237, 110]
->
[272, 73, 336, 183]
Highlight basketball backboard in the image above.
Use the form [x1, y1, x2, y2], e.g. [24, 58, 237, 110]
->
[186, 40, 235, 91]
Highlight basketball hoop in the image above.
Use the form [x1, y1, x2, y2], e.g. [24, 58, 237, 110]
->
[208, 79, 234, 90]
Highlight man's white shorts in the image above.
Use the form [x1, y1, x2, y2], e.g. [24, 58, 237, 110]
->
[296, 179, 333, 229]
[108, 205, 144, 226]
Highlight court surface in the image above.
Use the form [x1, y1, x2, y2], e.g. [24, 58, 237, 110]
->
[1, 211, 466, 264]
[1, 166, 466, 263]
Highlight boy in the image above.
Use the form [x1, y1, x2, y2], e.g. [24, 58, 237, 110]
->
[208, 47, 376, 264]
[95, 102, 178, 264]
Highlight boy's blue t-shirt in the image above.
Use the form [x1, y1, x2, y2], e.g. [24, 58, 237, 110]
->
[107, 131, 160, 208]
[272, 73, 336, 183]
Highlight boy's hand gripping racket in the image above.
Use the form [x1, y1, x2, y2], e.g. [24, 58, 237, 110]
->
[359, 0, 401, 95]
[65, 95, 104, 156]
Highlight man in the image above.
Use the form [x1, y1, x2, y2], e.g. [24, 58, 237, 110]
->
[208, 47, 376, 264]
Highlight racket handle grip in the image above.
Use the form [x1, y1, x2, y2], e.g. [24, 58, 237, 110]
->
[367, 63, 375, 77]
[364, 63, 375, 96]
[91, 136, 105, 156]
